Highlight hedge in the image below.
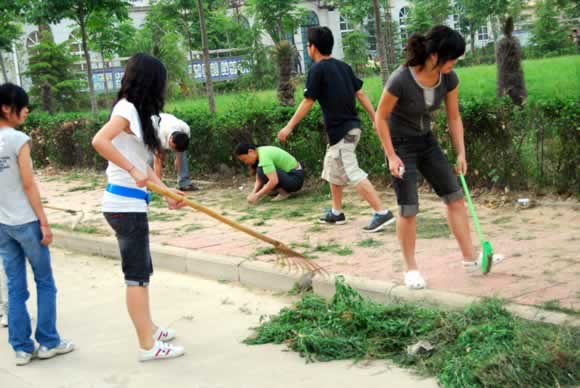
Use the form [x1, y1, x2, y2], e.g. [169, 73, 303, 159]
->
[22, 96, 579, 193]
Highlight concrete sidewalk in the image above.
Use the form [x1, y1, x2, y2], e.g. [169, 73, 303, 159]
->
[0, 248, 437, 388]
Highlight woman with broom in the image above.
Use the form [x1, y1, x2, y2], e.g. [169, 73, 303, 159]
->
[92, 53, 186, 361]
[374, 26, 504, 289]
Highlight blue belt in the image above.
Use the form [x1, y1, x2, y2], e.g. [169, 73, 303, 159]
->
[106, 184, 152, 205]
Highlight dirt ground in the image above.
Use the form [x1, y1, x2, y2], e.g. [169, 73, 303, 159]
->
[38, 169, 580, 312]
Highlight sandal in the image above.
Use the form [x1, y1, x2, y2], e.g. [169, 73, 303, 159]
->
[404, 270, 426, 289]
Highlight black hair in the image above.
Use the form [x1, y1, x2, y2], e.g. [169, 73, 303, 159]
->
[307, 26, 334, 55]
[234, 143, 257, 156]
[0, 83, 29, 120]
[171, 132, 189, 152]
[115, 53, 167, 153]
[404, 25, 466, 68]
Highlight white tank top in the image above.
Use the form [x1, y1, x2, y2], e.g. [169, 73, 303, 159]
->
[101, 99, 151, 213]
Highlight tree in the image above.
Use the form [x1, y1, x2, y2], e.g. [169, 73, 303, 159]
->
[196, 0, 215, 113]
[0, 11, 22, 83]
[496, 16, 527, 105]
[24, 30, 83, 113]
[531, 0, 572, 53]
[23, 0, 130, 113]
[407, 0, 450, 35]
[86, 11, 135, 96]
[247, 0, 305, 106]
[129, 11, 189, 98]
[342, 31, 370, 76]
[336, 0, 395, 85]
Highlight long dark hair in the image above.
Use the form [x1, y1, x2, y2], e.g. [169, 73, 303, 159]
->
[405, 25, 466, 68]
[115, 53, 167, 153]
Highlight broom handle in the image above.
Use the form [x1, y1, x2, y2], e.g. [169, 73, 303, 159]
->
[146, 182, 283, 247]
[459, 174, 485, 244]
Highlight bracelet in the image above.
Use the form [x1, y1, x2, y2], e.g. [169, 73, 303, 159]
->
[128, 165, 136, 173]
[40, 224, 49, 227]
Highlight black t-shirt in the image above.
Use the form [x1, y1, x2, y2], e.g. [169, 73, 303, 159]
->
[304, 58, 363, 145]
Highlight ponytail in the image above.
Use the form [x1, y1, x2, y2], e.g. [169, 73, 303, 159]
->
[404, 33, 429, 67]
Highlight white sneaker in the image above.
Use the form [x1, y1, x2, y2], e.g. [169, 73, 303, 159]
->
[463, 252, 505, 273]
[1, 314, 7, 328]
[37, 340, 75, 359]
[15, 345, 38, 366]
[404, 270, 426, 289]
[139, 341, 185, 362]
[153, 327, 176, 342]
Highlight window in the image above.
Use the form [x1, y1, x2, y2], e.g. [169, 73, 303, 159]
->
[340, 16, 353, 34]
[366, 18, 377, 52]
[68, 30, 83, 58]
[478, 25, 489, 41]
[26, 31, 40, 54]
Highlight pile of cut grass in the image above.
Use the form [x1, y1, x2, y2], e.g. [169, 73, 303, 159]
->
[245, 277, 579, 387]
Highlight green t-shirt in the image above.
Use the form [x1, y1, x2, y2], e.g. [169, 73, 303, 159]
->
[257, 146, 298, 174]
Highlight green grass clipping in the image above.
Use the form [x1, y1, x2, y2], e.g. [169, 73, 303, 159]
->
[245, 277, 579, 387]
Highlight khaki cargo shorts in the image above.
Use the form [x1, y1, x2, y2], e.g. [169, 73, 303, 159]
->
[321, 128, 368, 186]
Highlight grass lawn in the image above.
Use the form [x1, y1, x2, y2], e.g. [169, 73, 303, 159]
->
[167, 55, 579, 113]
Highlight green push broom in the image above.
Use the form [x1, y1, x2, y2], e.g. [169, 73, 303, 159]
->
[459, 174, 493, 274]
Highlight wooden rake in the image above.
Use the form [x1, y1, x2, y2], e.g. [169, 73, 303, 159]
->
[44, 205, 85, 230]
[146, 182, 326, 276]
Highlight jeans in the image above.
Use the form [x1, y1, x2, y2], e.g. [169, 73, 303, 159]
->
[0, 260, 7, 317]
[147, 150, 192, 188]
[177, 151, 192, 188]
[0, 221, 60, 353]
[257, 167, 305, 193]
[103, 212, 153, 286]
[391, 132, 464, 217]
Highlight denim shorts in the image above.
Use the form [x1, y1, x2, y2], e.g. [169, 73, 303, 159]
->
[104, 213, 153, 286]
[391, 132, 464, 216]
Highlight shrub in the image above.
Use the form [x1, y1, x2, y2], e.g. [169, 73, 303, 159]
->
[22, 95, 580, 193]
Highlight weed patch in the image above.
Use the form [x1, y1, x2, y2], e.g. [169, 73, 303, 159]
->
[245, 277, 580, 387]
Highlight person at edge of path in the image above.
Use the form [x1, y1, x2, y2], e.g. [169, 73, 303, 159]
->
[278, 26, 395, 233]
[374, 26, 505, 290]
[152, 112, 199, 192]
[92, 53, 187, 362]
[234, 143, 305, 204]
[0, 83, 74, 366]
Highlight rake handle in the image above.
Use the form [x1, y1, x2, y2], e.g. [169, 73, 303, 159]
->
[146, 182, 285, 249]
[459, 174, 485, 244]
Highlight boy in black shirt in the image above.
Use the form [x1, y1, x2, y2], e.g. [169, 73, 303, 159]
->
[278, 26, 394, 232]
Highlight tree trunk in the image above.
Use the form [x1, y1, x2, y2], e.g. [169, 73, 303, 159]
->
[78, 6, 98, 114]
[101, 49, 109, 97]
[384, 2, 396, 65]
[0, 53, 8, 83]
[196, 0, 216, 113]
[372, 0, 389, 85]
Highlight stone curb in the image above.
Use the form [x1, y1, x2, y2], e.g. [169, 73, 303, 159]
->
[53, 230, 580, 328]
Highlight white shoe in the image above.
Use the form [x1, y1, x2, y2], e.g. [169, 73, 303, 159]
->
[153, 327, 176, 342]
[37, 340, 75, 359]
[463, 252, 505, 273]
[1, 314, 7, 328]
[139, 341, 185, 362]
[404, 271, 426, 289]
[15, 345, 38, 366]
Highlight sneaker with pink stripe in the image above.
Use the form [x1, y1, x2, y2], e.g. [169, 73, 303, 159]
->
[139, 341, 185, 362]
[153, 327, 176, 342]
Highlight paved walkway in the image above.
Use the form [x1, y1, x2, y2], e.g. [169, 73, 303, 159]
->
[39, 172, 580, 310]
[0, 248, 437, 388]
